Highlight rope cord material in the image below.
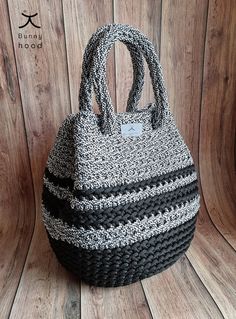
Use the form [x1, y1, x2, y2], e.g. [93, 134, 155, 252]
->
[79, 24, 171, 134]
[79, 24, 145, 115]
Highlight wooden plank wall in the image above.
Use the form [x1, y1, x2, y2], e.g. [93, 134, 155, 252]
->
[0, 0, 235, 318]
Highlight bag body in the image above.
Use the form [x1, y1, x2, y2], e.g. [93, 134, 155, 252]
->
[42, 24, 200, 287]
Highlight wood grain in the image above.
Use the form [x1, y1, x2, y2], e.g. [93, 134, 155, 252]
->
[159, 2, 236, 318]
[81, 282, 152, 319]
[199, 0, 236, 249]
[113, 0, 161, 112]
[142, 255, 223, 319]
[9, 223, 81, 319]
[7, 1, 79, 318]
[141, 2, 225, 318]
[160, 0, 208, 163]
[62, 0, 116, 113]
[0, 1, 35, 317]
[187, 198, 236, 318]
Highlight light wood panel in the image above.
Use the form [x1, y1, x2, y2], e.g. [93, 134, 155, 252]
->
[0, 1, 35, 317]
[62, 0, 116, 113]
[199, 0, 236, 249]
[114, 0, 160, 111]
[6, 1, 79, 318]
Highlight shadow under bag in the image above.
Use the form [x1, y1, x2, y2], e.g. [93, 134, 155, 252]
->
[42, 24, 200, 287]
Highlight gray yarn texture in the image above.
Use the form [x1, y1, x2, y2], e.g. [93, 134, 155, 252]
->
[42, 24, 200, 251]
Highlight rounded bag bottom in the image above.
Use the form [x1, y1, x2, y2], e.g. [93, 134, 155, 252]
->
[47, 214, 198, 287]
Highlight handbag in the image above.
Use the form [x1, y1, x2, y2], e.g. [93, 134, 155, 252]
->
[42, 24, 200, 287]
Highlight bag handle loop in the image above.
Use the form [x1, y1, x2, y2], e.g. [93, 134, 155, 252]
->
[79, 24, 145, 114]
[79, 24, 170, 134]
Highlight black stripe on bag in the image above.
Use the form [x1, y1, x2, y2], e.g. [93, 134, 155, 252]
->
[46, 214, 197, 287]
[44, 164, 196, 197]
[75, 164, 196, 198]
[42, 179, 198, 229]
[44, 168, 74, 190]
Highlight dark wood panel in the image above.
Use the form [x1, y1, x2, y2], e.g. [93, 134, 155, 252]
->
[0, 1, 35, 317]
[160, 0, 207, 163]
[200, 0, 236, 249]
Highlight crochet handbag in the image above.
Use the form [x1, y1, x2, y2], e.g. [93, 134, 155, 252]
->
[42, 24, 200, 287]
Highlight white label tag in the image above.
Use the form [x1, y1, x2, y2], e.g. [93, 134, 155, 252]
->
[121, 123, 143, 137]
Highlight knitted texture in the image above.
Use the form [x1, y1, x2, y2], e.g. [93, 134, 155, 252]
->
[41, 24, 200, 287]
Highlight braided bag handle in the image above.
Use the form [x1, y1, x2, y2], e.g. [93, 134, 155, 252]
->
[79, 24, 145, 113]
[79, 24, 170, 134]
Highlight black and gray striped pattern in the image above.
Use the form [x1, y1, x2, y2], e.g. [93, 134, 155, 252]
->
[41, 24, 200, 287]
